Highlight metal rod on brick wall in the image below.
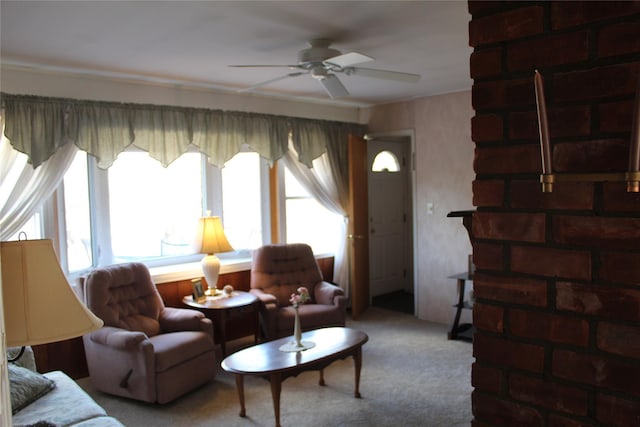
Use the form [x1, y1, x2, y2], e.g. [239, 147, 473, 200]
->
[627, 75, 640, 193]
[534, 70, 553, 193]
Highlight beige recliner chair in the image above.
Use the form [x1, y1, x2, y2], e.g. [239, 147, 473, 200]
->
[82, 262, 216, 404]
[250, 243, 347, 340]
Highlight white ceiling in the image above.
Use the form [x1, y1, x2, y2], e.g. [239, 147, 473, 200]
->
[0, 1, 472, 107]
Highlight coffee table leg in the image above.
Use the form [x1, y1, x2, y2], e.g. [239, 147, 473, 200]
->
[234, 374, 246, 417]
[269, 372, 282, 427]
[319, 369, 325, 386]
[353, 346, 362, 398]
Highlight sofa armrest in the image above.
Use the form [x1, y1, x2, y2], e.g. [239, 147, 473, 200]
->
[159, 306, 206, 332]
[250, 288, 278, 308]
[88, 327, 148, 350]
[314, 281, 345, 305]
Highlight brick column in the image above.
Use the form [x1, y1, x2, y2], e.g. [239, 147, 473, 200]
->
[469, 2, 640, 426]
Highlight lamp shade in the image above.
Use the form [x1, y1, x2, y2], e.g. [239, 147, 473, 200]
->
[193, 216, 234, 255]
[1, 239, 103, 347]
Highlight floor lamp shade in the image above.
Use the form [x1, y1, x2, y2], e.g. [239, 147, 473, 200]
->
[193, 216, 233, 290]
[1, 239, 103, 347]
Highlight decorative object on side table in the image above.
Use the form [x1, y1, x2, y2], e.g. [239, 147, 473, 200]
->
[223, 284, 235, 297]
[193, 214, 234, 295]
[279, 286, 316, 352]
[191, 278, 207, 303]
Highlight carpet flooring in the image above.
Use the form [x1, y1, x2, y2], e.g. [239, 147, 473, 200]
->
[77, 306, 473, 427]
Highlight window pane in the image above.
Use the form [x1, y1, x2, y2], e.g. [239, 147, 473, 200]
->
[221, 152, 262, 250]
[64, 151, 92, 272]
[372, 150, 400, 172]
[108, 152, 202, 262]
[284, 167, 343, 255]
[8, 212, 43, 241]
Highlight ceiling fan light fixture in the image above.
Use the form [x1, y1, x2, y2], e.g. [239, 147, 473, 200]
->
[310, 66, 329, 80]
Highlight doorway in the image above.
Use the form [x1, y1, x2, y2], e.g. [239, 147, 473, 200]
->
[366, 132, 416, 315]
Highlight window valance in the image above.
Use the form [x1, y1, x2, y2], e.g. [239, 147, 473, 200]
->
[1, 93, 365, 169]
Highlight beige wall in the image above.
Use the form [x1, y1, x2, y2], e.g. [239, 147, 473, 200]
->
[365, 90, 474, 324]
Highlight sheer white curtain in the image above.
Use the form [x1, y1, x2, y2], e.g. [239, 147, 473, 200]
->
[282, 139, 351, 296]
[0, 114, 77, 240]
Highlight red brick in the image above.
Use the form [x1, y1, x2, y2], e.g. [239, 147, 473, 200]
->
[473, 212, 546, 242]
[473, 272, 548, 307]
[472, 77, 533, 110]
[602, 181, 640, 212]
[474, 333, 545, 373]
[548, 414, 597, 427]
[474, 144, 541, 175]
[597, 322, 640, 359]
[473, 302, 504, 333]
[552, 349, 640, 397]
[509, 309, 589, 347]
[553, 63, 640, 103]
[597, 393, 640, 427]
[553, 139, 629, 173]
[599, 21, 640, 57]
[508, 31, 589, 71]
[600, 251, 640, 285]
[509, 373, 589, 415]
[552, 215, 640, 250]
[599, 100, 635, 133]
[472, 362, 503, 394]
[510, 180, 594, 211]
[556, 281, 640, 322]
[552, 1, 640, 30]
[473, 179, 504, 207]
[509, 106, 591, 141]
[470, 6, 544, 46]
[472, 113, 503, 142]
[511, 246, 591, 281]
[473, 390, 544, 426]
[468, 1, 504, 17]
[472, 241, 504, 271]
[471, 48, 503, 79]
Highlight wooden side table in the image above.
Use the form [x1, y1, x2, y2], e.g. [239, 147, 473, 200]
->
[183, 291, 259, 357]
[447, 273, 474, 341]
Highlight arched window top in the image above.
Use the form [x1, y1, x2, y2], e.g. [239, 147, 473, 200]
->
[371, 150, 400, 172]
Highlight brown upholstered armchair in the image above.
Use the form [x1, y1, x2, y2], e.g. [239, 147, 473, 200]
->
[250, 243, 347, 340]
[82, 262, 216, 404]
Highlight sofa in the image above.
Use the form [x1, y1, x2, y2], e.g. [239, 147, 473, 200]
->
[8, 347, 124, 427]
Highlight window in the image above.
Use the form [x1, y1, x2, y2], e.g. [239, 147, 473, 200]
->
[283, 166, 343, 255]
[221, 152, 264, 251]
[371, 150, 400, 172]
[50, 147, 274, 274]
[63, 151, 92, 272]
[108, 151, 203, 263]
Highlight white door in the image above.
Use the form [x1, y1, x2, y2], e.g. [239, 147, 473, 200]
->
[367, 139, 413, 297]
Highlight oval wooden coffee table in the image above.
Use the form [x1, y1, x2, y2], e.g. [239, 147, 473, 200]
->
[221, 327, 368, 427]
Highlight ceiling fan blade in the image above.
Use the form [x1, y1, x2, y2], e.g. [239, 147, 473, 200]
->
[240, 72, 306, 92]
[319, 74, 349, 99]
[348, 67, 421, 83]
[324, 52, 374, 68]
[229, 64, 301, 68]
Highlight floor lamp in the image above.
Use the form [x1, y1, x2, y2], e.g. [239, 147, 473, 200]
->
[1, 239, 103, 361]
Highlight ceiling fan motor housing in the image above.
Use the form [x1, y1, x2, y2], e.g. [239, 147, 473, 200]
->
[298, 46, 342, 64]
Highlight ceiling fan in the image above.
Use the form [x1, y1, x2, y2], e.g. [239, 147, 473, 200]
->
[229, 39, 421, 99]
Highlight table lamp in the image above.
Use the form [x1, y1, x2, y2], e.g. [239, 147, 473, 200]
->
[193, 215, 234, 294]
[1, 238, 104, 360]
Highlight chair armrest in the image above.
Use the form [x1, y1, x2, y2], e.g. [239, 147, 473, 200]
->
[314, 281, 345, 305]
[159, 306, 206, 332]
[88, 326, 148, 350]
[250, 288, 278, 307]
